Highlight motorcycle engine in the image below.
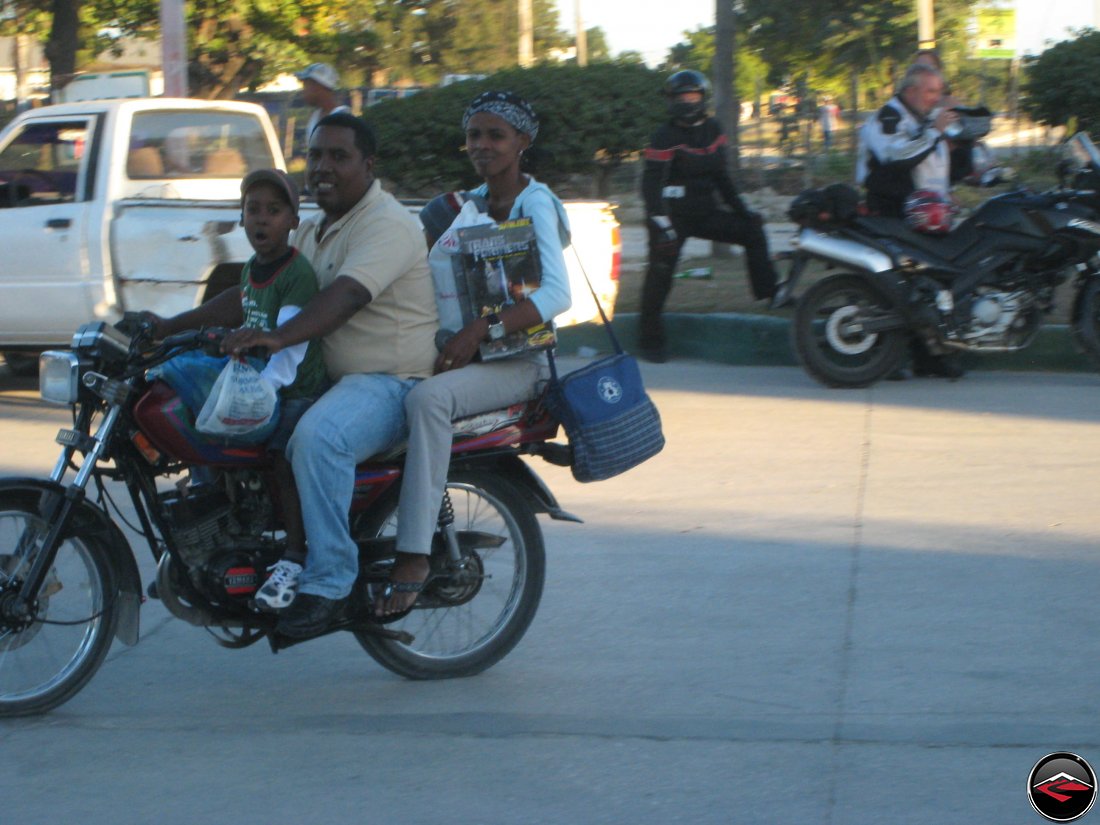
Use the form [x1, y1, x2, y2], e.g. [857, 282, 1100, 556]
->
[957, 287, 1040, 348]
[161, 473, 277, 604]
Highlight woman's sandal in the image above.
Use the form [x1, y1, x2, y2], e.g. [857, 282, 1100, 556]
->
[373, 573, 433, 619]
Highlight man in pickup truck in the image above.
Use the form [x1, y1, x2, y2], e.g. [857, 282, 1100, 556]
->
[223, 113, 439, 639]
[145, 168, 326, 611]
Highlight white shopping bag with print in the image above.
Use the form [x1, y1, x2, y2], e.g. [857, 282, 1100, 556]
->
[195, 356, 278, 440]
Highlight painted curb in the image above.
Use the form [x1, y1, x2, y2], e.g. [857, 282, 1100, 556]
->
[557, 312, 1096, 373]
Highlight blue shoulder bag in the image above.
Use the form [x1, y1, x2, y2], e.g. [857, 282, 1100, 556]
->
[545, 254, 665, 483]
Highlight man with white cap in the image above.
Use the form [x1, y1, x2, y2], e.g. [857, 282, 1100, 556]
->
[296, 63, 350, 151]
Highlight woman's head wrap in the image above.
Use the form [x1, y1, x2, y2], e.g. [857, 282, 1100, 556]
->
[462, 91, 539, 141]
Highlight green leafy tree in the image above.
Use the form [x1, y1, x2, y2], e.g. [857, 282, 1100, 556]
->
[738, 0, 978, 107]
[2, 0, 87, 93]
[436, 0, 566, 75]
[368, 63, 663, 196]
[92, 0, 321, 98]
[1024, 29, 1100, 133]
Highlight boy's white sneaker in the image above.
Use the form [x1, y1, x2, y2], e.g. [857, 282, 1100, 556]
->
[254, 559, 303, 610]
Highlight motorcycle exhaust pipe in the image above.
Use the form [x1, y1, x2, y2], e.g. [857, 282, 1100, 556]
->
[795, 228, 894, 273]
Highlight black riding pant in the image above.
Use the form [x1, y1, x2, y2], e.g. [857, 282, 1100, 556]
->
[639, 210, 776, 351]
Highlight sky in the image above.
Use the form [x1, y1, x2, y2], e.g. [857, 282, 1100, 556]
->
[558, 0, 1099, 67]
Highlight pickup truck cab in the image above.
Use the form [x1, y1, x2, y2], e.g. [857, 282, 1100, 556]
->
[0, 97, 619, 374]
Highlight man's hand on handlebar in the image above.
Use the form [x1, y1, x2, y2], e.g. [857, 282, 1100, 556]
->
[221, 327, 278, 358]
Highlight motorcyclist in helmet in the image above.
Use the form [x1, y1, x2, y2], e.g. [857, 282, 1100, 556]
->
[639, 69, 781, 363]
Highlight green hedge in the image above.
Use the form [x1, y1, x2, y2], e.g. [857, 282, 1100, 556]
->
[365, 63, 664, 196]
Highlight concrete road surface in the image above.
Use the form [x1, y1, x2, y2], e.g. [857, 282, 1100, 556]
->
[1, 362, 1099, 824]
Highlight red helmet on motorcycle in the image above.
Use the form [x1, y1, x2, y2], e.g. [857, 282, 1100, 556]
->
[904, 189, 957, 234]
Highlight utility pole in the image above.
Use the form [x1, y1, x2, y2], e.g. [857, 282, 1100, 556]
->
[160, 0, 188, 97]
[574, 0, 588, 67]
[518, 0, 534, 67]
[917, 0, 935, 49]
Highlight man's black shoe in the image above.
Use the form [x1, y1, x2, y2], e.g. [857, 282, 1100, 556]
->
[639, 346, 668, 364]
[276, 593, 348, 639]
[912, 353, 965, 380]
[769, 281, 795, 310]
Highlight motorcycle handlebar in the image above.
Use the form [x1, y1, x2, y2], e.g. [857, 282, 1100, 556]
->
[119, 325, 270, 379]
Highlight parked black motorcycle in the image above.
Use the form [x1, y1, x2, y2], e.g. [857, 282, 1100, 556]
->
[786, 132, 1100, 388]
[0, 320, 578, 716]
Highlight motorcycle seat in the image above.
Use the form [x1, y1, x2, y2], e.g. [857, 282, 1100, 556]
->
[852, 216, 984, 267]
[367, 398, 558, 464]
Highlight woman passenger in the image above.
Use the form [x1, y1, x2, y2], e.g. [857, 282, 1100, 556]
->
[374, 91, 571, 615]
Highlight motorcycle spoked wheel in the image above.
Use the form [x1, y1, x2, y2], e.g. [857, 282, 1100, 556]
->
[792, 273, 907, 388]
[0, 493, 120, 717]
[1073, 277, 1100, 370]
[352, 469, 545, 680]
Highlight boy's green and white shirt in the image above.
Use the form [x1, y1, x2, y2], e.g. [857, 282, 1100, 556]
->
[240, 248, 327, 400]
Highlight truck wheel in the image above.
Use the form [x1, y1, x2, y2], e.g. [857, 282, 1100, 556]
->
[2, 353, 39, 377]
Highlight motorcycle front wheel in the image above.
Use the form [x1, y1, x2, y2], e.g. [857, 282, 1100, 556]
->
[0, 493, 119, 717]
[1072, 276, 1100, 370]
[792, 273, 907, 388]
[353, 469, 545, 680]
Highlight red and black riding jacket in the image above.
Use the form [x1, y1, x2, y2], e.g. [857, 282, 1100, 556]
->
[641, 117, 750, 221]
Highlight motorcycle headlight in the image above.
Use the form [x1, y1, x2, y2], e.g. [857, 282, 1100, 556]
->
[39, 351, 81, 405]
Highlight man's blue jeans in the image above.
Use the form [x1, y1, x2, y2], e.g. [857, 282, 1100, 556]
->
[286, 373, 418, 600]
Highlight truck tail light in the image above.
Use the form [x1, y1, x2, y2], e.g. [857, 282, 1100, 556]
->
[609, 224, 621, 282]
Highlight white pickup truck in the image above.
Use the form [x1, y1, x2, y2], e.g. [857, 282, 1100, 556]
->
[0, 97, 621, 374]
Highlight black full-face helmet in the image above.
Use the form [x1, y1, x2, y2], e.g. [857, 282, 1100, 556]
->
[664, 69, 710, 122]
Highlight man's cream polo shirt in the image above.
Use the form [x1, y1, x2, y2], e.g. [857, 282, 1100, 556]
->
[295, 180, 438, 380]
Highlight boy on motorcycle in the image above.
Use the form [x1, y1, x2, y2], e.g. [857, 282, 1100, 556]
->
[145, 169, 327, 610]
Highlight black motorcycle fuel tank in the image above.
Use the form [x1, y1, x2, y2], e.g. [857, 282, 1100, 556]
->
[971, 191, 1100, 238]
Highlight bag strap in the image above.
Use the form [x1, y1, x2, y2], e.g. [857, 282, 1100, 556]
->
[514, 193, 624, 381]
[547, 245, 624, 384]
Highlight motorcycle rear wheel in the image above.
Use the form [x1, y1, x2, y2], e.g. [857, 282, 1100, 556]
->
[793, 273, 907, 388]
[0, 495, 119, 717]
[353, 469, 545, 680]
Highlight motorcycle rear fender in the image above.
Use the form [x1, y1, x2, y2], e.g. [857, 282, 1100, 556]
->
[0, 477, 141, 646]
[456, 453, 582, 523]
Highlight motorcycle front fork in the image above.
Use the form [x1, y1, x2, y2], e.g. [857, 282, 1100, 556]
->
[6, 404, 122, 619]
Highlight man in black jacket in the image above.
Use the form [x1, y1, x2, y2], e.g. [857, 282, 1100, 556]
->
[639, 70, 779, 363]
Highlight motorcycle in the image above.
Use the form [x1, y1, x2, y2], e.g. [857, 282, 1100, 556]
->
[785, 131, 1100, 388]
[0, 319, 578, 717]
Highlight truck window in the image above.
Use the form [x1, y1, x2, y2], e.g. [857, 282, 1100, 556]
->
[0, 119, 89, 207]
[129, 110, 275, 180]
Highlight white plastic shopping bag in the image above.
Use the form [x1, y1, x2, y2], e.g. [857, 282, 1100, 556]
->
[195, 356, 278, 439]
[428, 199, 494, 337]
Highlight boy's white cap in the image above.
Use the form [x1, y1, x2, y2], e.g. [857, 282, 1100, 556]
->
[296, 63, 339, 90]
